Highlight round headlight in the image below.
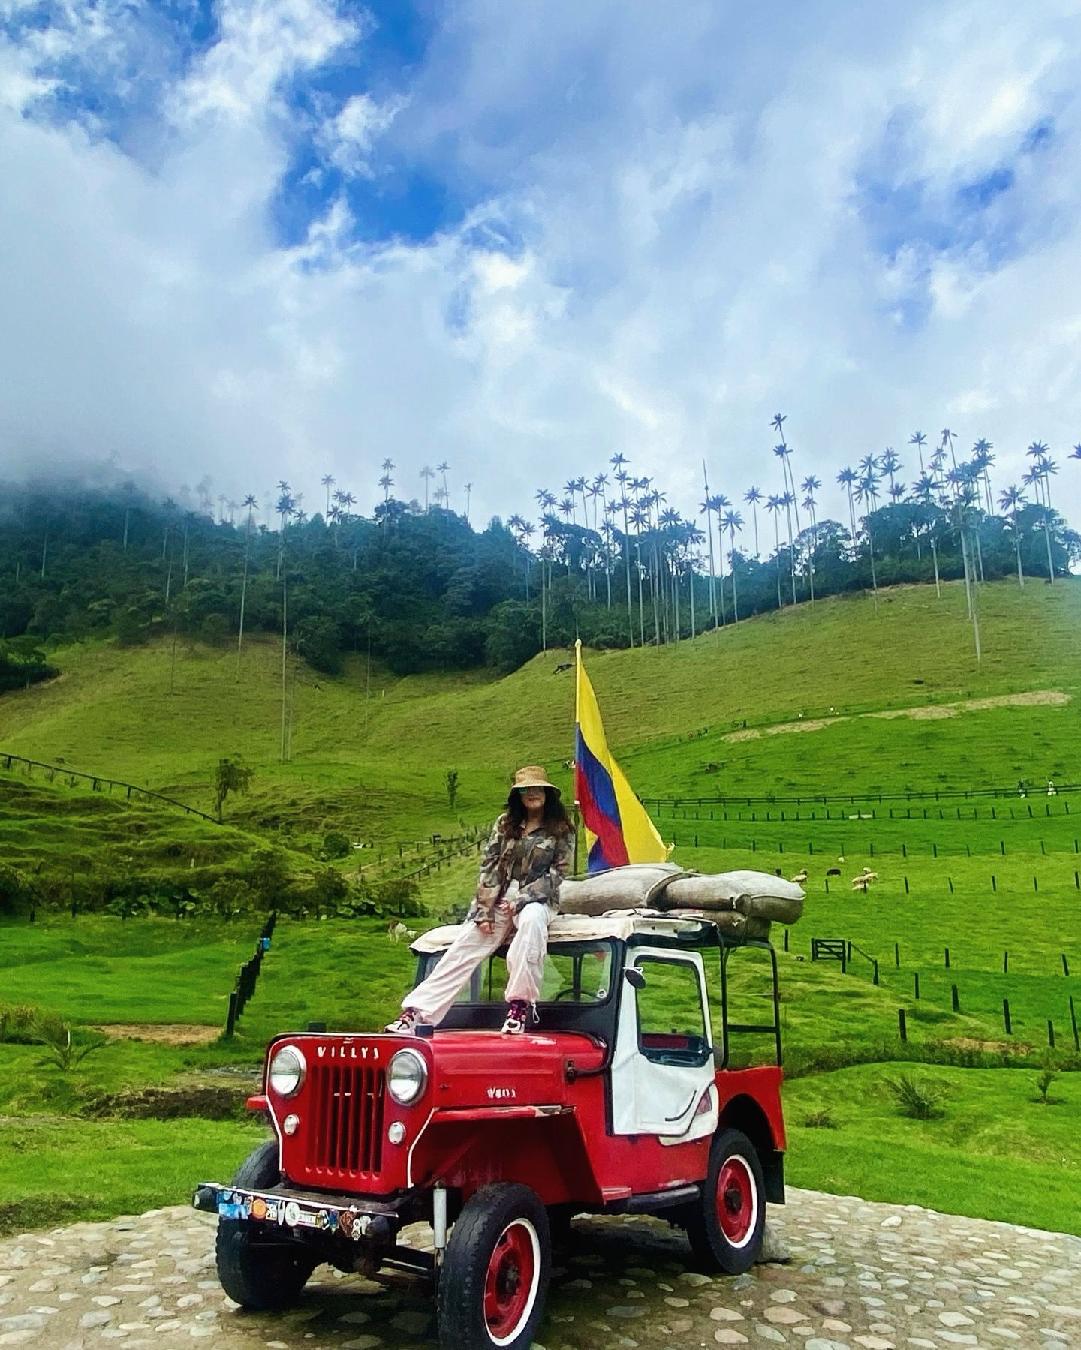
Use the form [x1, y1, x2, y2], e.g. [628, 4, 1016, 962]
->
[387, 1049, 428, 1106]
[268, 1045, 306, 1098]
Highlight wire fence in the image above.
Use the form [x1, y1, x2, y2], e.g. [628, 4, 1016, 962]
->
[644, 781, 1079, 809]
[1, 749, 219, 823]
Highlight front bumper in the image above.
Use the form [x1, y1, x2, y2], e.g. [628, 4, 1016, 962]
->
[192, 1181, 404, 1242]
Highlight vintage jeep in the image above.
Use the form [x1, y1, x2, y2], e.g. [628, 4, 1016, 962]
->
[193, 912, 786, 1350]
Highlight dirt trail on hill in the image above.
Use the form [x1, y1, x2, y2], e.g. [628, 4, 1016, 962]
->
[721, 689, 1070, 743]
[94, 1025, 220, 1047]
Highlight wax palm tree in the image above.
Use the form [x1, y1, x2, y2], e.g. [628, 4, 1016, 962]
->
[235, 493, 258, 676]
[419, 466, 435, 512]
[561, 481, 579, 525]
[800, 475, 821, 606]
[998, 484, 1027, 587]
[437, 461, 450, 506]
[378, 472, 394, 502]
[971, 439, 995, 513]
[707, 492, 729, 625]
[335, 490, 358, 565]
[575, 476, 590, 528]
[909, 473, 943, 597]
[909, 430, 927, 475]
[464, 482, 473, 521]
[644, 484, 665, 645]
[160, 497, 177, 603]
[121, 480, 135, 551]
[611, 462, 635, 645]
[855, 468, 880, 611]
[520, 519, 535, 596]
[721, 509, 743, 622]
[765, 494, 784, 608]
[1026, 442, 1057, 583]
[743, 486, 762, 557]
[879, 448, 901, 499]
[602, 502, 618, 609]
[274, 482, 293, 580]
[771, 413, 802, 537]
[682, 520, 705, 638]
[659, 506, 682, 641]
[945, 463, 982, 659]
[837, 467, 858, 539]
[593, 474, 611, 605]
[629, 499, 648, 645]
[780, 490, 797, 604]
[700, 463, 718, 627]
[321, 474, 335, 516]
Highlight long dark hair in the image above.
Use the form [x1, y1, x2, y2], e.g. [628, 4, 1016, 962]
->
[503, 787, 572, 838]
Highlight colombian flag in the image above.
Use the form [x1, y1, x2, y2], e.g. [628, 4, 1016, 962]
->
[574, 640, 667, 872]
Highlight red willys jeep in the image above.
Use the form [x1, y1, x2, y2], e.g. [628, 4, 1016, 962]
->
[193, 912, 786, 1350]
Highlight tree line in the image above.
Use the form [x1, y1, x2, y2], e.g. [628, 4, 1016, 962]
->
[0, 424, 1077, 683]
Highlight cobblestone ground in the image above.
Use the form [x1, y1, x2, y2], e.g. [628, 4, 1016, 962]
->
[1, 1188, 1079, 1349]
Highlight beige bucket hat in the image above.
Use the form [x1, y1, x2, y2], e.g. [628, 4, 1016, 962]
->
[511, 764, 558, 793]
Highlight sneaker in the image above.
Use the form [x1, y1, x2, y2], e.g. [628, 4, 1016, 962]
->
[501, 1000, 533, 1035]
[385, 1008, 418, 1034]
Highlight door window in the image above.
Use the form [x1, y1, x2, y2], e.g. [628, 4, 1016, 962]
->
[635, 957, 709, 1065]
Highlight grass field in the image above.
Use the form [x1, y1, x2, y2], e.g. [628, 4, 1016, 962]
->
[2, 578, 1080, 1236]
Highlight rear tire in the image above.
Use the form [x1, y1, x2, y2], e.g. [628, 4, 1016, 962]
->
[215, 1140, 317, 1310]
[437, 1183, 551, 1350]
[686, 1128, 765, 1274]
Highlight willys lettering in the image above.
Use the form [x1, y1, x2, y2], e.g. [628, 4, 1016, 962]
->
[315, 1044, 380, 1061]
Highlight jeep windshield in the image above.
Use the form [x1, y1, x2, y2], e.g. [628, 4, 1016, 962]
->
[418, 938, 616, 1007]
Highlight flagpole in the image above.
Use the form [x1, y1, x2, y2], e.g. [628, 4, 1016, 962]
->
[572, 639, 582, 874]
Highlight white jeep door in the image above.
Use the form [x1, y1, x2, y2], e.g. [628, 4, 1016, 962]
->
[610, 948, 718, 1141]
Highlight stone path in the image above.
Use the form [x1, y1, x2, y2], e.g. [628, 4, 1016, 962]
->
[1, 1188, 1079, 1348]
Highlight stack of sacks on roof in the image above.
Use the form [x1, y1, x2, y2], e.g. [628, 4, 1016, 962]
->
[559, 862, 804, 940]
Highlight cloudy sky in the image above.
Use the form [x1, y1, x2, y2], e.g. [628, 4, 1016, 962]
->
[2, 0, 1080, 533]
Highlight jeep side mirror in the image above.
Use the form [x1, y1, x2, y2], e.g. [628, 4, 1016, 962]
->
[623, 967, 646, 990]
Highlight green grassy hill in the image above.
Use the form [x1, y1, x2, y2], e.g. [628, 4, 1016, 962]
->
[3, 578, 1081, 1237]
[0, 580, 1077, 842]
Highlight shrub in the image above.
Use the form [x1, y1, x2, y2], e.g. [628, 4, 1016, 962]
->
[33, 1013, 107, 1072]
[0, 1003, 39, 1044]
[883, 1073, 945, 1120]
[323, 831, 351, 860]
[0, 862, 30, 916]
[802, 1109, 838, 1129]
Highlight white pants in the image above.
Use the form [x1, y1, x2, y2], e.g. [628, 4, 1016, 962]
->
[403, 903, 552, 1026]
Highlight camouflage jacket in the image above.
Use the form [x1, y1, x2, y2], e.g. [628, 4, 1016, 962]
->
[470, 813, 574, 919]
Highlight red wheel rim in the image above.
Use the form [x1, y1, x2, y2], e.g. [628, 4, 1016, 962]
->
[716, 1155, 757, 1246]
[483, 1219, 538, 1344]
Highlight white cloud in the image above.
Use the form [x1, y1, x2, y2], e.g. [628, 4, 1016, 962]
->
[0, 0, 1079, 539]
[321, 91, 407, 176]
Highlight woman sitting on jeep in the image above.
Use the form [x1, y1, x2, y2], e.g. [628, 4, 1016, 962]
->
[386, 765, 574, 1036]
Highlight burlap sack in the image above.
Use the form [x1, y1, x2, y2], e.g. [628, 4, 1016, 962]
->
[560, 865, 803, 925]
[559, 863, 683, 917]
[662, 909, 772, 940]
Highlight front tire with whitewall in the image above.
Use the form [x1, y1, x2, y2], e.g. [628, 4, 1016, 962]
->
[437, 1183, 551, 1350]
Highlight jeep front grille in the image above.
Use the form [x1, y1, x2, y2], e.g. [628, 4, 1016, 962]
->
[306, 1062, 385, 1181]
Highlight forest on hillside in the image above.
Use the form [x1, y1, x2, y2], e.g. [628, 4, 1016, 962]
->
[0, 451, 1077, 684]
